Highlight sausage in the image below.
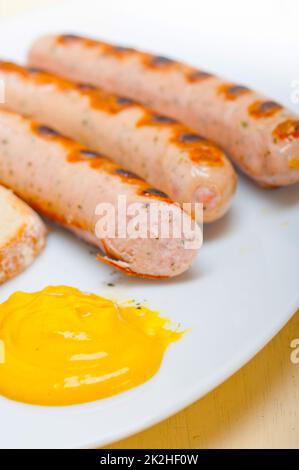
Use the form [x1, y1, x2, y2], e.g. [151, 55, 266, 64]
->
[0, 61, 237, 223]
[28, 34, 299, 187]
[0, 109, 199, 279]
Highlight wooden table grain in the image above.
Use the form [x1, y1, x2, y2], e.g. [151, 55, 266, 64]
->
[1, 0, 299, 450]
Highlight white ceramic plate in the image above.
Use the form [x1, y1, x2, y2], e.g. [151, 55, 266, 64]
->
[0, 0, 298, 449]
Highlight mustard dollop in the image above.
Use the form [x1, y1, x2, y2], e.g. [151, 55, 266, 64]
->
[0, 286, 182, 406]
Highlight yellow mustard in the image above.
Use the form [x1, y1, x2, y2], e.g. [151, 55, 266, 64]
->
[0, 286, 182, 406]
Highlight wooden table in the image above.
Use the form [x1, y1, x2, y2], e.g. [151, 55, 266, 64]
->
[1, 0, 299, 450]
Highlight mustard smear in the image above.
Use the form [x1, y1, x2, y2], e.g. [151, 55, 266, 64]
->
[0, 286, 182, 406]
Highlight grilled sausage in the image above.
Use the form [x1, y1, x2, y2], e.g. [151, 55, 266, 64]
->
[0, 109, 199, 279]
[28, 34, 299, 187]
[0, 61, 236, 223]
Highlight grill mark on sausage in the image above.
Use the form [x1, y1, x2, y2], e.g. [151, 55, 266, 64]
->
[115, 168, 142, 179]
[67, 152, 94, 163]
[187, 146, 224, 166]
[35, 125, 61, 137]
[136, 112, 178, 127]
[75, 83, 137, 113]
[27, 66, 44, 74]
[142, 54, 178, 69]
[59, 34, 81, 42]
[79, 149, 104, 158]
[273, 120, 299, 142]
[259, 101, 281, 114]
[171, 130, 225, 166]
[77, 83, 98, 91]
[152, 114, 177, 124]
[248, 100, 283, 118]
[179, 133, 206, 143]
[78, 82, 138, 112]
[88, 158, 118, 170]
[115, 96, 136, 106]
[58, 34, 106, 51]
[113, 45, 135, 53]
[150, 55, 175, 65]
[98, 42, 136, 57]
[141, 187, 170, 199]
[151, 114, 177, 124]
[87, 91, 137, 114]
[218, 83, 250, 100]
[186, 70, 213, 83]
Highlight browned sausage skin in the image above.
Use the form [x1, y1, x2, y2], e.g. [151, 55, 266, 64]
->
[0, 109, 199, 279]
[0, 61, 236, 223]
[28, 34, 299, 187]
